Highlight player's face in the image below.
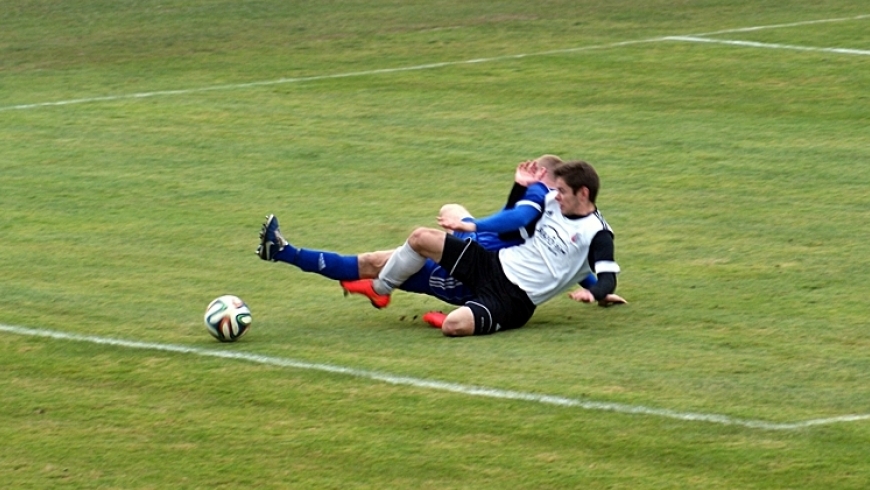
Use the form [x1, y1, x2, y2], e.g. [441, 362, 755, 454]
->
[554, 178, 582, 215]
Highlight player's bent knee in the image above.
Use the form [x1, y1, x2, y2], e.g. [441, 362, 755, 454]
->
[439, 203, 471, 218]
[357, 250, 394, 278]
[408, 227, 431, 243]
[408, 228, 445, 254]
[441, 308, 475, 337]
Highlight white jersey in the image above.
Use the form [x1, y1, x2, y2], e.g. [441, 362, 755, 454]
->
[499, 191, 619, 305]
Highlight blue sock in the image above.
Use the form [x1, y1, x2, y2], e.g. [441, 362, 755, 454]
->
[579, 273, 597, 289]
[274, 245, 360, 281]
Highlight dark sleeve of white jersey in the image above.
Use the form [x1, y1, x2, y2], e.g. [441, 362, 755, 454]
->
[586, 230, 617, 301]
[504, 182, 528, 209]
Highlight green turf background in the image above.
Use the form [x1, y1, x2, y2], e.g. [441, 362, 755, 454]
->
[2, 1, 869, 488]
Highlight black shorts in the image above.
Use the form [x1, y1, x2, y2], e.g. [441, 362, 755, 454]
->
[439, 234, 536, 335]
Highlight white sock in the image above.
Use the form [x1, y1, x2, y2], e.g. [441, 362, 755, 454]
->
[373, 240, 427, 295]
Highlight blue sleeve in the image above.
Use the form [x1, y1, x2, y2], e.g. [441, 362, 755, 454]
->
[579, 273, 597, 288]
[472, 206, 541, 233]
[472, 182, 548, 233]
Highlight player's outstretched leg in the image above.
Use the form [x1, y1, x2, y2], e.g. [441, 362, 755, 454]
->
[256, 214, 361, 281]
[256, 214, 288, 261]
[340, 279, 391, 309]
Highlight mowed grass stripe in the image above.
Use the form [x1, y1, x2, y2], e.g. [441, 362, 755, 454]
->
[2, 13, 867, 113]
[5, 323, 869, 431]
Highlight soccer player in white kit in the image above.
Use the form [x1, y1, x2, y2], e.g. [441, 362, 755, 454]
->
[365, 160, 619, 336]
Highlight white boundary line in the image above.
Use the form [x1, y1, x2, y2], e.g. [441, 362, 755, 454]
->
[4, 323, 869, 431]
[1, 14, 867, 112]
[666, 36, 870, 56]
[0, 39, 658, 112]
[690, 14, 870, 36]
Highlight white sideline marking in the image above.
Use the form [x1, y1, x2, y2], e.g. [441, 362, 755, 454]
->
[3, 323, 869, 431]
[691, 13, 870, 36]
[0, 39, 662, 112]
[1, 14, 867, 112]
[667, 36, 870, 56]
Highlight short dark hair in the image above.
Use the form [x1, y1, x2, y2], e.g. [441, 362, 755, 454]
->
[553, 160, 600, 203]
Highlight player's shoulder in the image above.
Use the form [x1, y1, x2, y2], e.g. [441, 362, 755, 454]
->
[515, 182, 551, 210]
[593, 209, 614, 234]
[521, 182, 551, 201]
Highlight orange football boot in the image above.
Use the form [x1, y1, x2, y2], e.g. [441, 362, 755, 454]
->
[340, 279, 391, 309]
[422, 311, 446, 329]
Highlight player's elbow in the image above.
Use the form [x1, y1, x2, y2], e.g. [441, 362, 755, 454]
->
[441, 312, 475, 337]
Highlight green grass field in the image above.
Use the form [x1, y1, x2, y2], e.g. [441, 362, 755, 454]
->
[2, 1, 870, 488]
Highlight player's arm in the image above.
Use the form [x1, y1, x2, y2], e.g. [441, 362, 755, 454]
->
[579, 271, 627, 306]
[504, 160, 546, 209]
[568, 230, 620, 302]
[440, 182, 548, 233]
[504, 182, 529, 210]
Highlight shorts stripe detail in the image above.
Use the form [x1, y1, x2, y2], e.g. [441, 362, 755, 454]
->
[466, 301, 494, 335]
[448, 238, 475, 276]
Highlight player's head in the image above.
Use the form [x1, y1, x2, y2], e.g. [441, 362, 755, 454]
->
[553, 160, 600, 213]
[534, 154, 563, 171]
[533, 154, 563, 187]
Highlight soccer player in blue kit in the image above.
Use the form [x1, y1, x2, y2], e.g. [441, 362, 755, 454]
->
[257, 156, 567, 298]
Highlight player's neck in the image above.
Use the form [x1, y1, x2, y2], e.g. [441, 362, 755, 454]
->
[563, 201, 596, 218]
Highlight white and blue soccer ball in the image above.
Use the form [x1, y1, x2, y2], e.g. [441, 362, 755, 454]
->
[204, 295, 252, 342]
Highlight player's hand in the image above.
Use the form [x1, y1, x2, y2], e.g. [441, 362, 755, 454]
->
[597, 294, 627, 307]
[437, 212, 476, 232]
[567, 288, 596, 303]
[515, 160, 546, 186]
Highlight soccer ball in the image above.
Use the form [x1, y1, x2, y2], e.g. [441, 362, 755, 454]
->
[204, 295, 252, 342]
